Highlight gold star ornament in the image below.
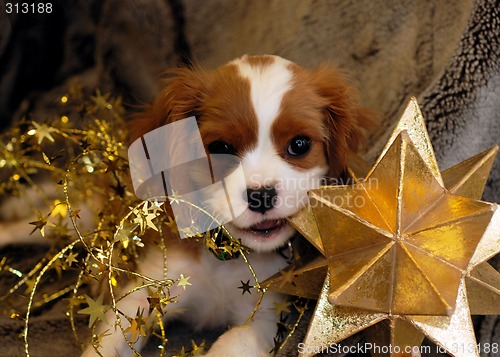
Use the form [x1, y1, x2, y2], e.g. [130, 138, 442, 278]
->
[78, 293, 110, 328]
[263, 98, 499, 356]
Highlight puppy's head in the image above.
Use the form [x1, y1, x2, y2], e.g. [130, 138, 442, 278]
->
[130, 55, 372, 252]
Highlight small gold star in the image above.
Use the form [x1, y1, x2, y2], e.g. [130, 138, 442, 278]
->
[65, 251, 79, 266]
[277, 267, 297, 289]
[273, 300, 291, 315]
[70, 209, 81, 219]
[89, 330, 112, 350]
[143, 212, 159, 231]
[147, 296, 163, 315]
[124, 308, 148, 342]
[177, 274, 192, 290]
[31, 121, 56, 145]
[149, 200, 164, 215]
[204, 235, 218, 251]
[133, 202, 160, 232]
[172, 346, 187, 357]
[147, 287, 170, 315]
[90, 90, 113, 111]
[78, 293, 109, 327]
[190, 340, 206, 356]
[114, 220, 139, 248]
[29, 213, 52, 237]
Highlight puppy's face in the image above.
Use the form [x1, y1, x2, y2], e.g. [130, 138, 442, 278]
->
[131, 55, 370, 252]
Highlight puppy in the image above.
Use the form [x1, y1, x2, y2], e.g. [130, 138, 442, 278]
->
[81, 55, 372, 357]
[1, 54, 370, 356]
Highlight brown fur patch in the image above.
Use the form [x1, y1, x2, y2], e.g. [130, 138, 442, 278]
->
[128, 66, 209, 144]
[242, 54, 276, 69]
[271, 90, 328, 171]
[275, 63, 375, 177]
[198, 63, 258, 156]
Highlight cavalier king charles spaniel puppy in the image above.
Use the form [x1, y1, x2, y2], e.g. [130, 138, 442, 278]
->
[78, 54, 372, 357]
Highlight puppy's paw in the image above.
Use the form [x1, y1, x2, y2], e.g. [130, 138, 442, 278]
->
[204, 325, 272, 357]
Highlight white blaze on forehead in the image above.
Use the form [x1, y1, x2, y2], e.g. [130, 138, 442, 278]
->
[232, 56, 294, 178]
[233, 56, 293, 126]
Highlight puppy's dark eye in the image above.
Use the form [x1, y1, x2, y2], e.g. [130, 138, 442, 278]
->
[207, 141, 236, 155]
[286, 136, 311, 157]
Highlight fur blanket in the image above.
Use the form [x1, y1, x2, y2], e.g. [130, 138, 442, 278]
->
[0, 0, 498, 356]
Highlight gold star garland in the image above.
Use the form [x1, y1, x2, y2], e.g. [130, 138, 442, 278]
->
[0, 84, 269, 357]
[6, 89, 493, 357]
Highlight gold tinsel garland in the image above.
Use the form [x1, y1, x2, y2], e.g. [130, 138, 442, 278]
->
[0, 85, 302, 356]
[10, 87, 497, 357]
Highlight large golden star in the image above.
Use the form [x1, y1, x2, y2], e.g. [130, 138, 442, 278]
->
[263, 98, 500, 357]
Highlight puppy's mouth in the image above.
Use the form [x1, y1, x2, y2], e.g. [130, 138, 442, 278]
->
[244, 219, 286, 236]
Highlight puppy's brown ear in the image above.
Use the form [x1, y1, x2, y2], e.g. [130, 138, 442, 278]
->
[128, 66, 207, 144]
[311, 65, 375, 178]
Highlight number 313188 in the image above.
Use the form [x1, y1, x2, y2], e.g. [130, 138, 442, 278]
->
[5, 3, 53, 14]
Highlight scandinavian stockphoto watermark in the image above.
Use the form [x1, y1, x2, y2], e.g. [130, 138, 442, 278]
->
[246, 174, 379, 211]
[128, 117, 378, 237]
[297, 342, 499, 356]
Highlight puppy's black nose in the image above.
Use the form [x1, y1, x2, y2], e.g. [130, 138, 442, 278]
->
[245, 187, 277, 214]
